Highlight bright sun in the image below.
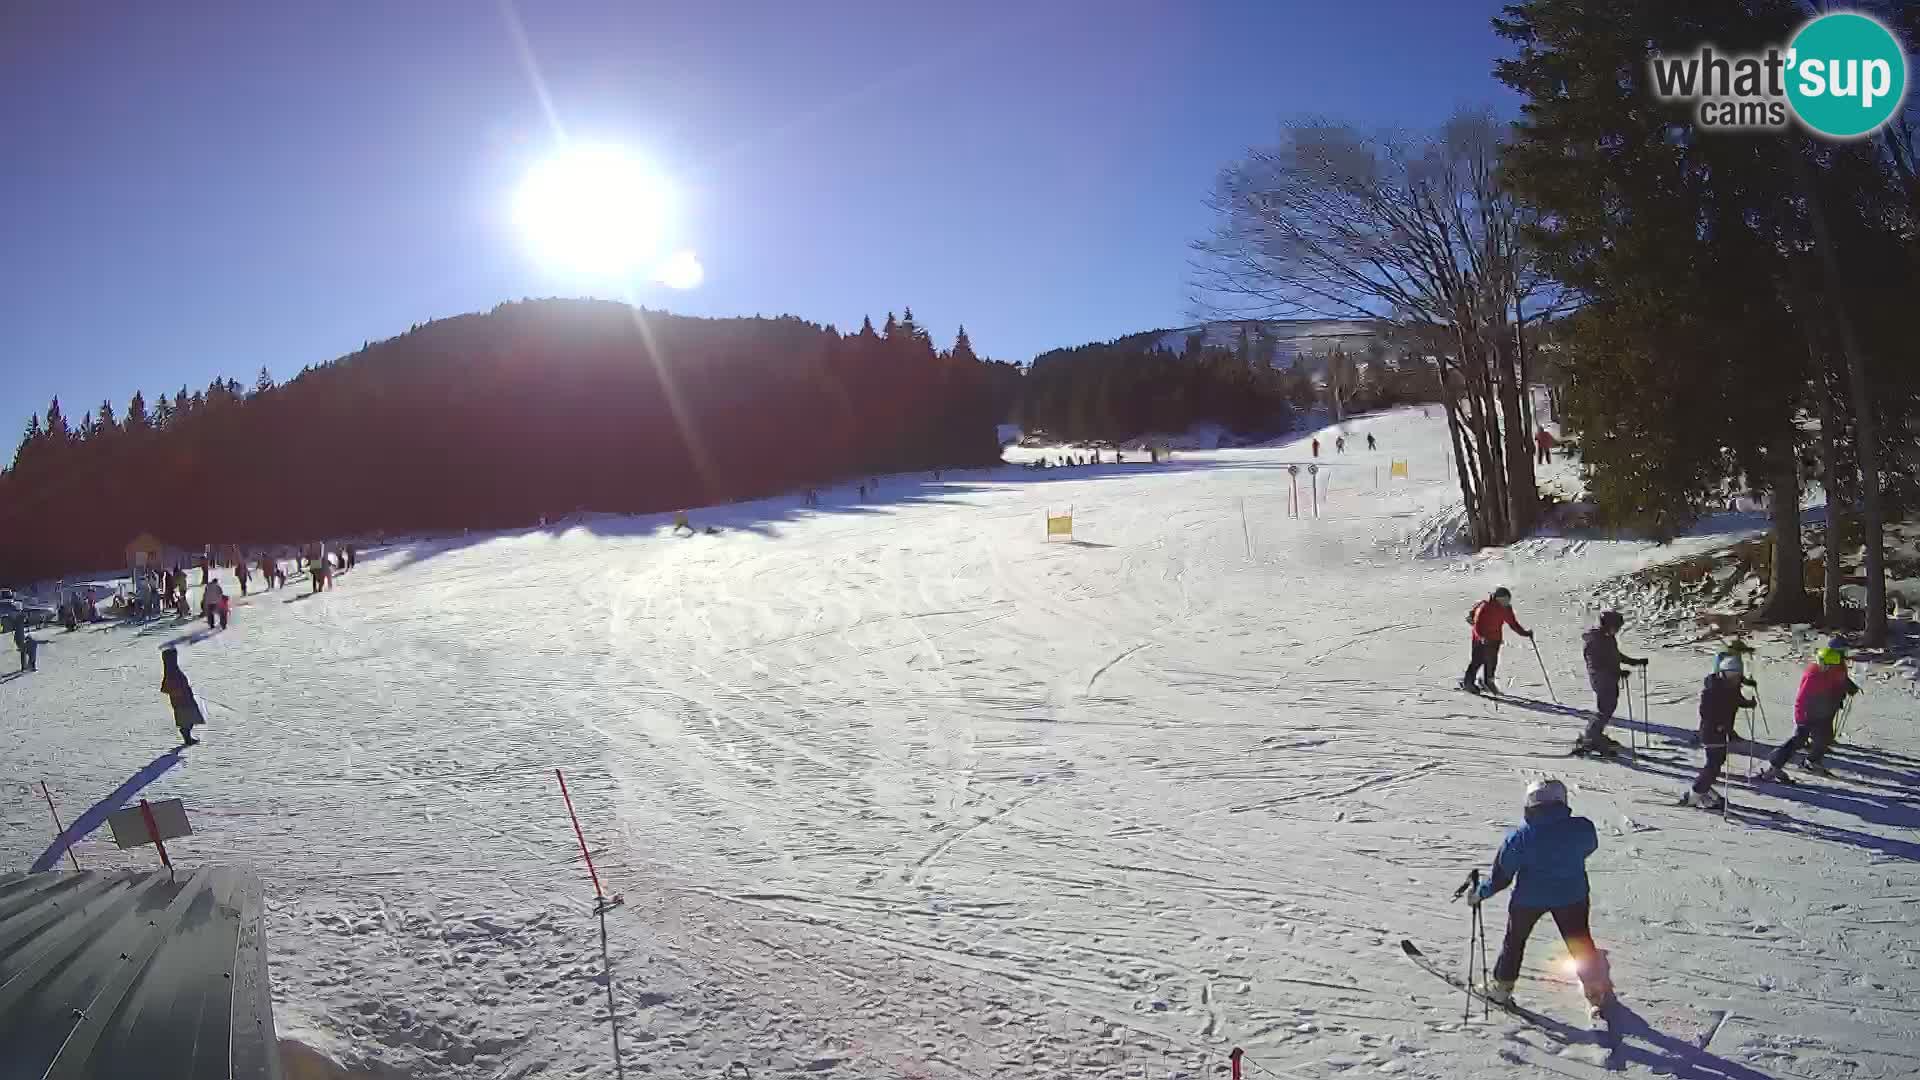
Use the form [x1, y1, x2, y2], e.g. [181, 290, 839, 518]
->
[514, 144, 672, 276]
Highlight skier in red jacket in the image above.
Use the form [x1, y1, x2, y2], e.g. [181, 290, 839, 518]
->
[1462, 586, 1533, 695]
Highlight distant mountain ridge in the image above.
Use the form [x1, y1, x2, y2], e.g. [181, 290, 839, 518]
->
[1110, 318, 1395, 374]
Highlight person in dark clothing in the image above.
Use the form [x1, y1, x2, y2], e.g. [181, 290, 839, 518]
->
[1461, 587, 1533, 694]
[236, 561, 251, 596]
[1366, 433, 1377, 451]
[1688, 655, 1755, 809]
[160, 647, 204, 745]
[1468, 779, 1612, 1014]
[347, 545, 357, 570]
[13, 620, 39, 672]
[1575, 610, 1647, 755]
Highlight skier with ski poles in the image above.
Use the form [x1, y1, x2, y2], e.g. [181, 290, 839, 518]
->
[1574, 610, 1647, 757]
[1465, 778, 1613, 1017]
[1461, 586, 1533, 695]
[1761, 639, 1859, 783]
[1686, 655, 1755, 809]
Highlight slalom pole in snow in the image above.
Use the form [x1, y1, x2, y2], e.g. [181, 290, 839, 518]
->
[1530, 638, 1557, 704]
[556, 769, 627, 1080]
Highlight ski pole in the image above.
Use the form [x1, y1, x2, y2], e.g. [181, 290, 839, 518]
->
[1530, 638, 1557, 704]
[1628, 668, 1643, 760]
[1641, 664, 1651, 744]
[1475, 903, 1490, 1020]
[1453, 869, 1481, 1022]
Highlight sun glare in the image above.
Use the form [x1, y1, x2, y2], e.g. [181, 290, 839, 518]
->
[514, 144, 672, 275]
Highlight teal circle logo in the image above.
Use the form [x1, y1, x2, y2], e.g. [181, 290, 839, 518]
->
[1786, 12, 1907, 138]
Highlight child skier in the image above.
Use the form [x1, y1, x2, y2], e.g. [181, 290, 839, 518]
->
[1687, 655, 1755, 809]
[160, 647, 204, 745]
[1462, 587, 1534, 695]
[1575, 611, 1647, 756]
[1762, 640, 1859, 783]
[1467, 778, 1612, 1015]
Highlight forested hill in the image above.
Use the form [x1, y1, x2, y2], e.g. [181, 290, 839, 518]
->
[0, 299, 1021, 581]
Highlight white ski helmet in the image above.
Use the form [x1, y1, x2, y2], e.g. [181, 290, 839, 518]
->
[1716, 654, 1744, 674]
[1524, 778, 1568, 809]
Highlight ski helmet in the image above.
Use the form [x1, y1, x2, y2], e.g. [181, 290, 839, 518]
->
[1599, 610, 1624, 630]
[1493, 586, 1513, 600]
[1524, 778, 1568, 809]
[1716, 654, 1744, 674]
[1826, 636, 1849, 653]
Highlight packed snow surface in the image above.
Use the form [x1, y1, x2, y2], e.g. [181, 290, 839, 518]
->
[5, 407, 1916, 1079]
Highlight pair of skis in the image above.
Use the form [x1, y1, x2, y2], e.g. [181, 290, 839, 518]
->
[1400, 939, 1620, 1064]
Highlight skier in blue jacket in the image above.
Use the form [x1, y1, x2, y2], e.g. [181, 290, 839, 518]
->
[1468, 778, 1613, 1014]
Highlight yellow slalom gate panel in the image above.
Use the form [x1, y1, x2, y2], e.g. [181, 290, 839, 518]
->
[1045, 511, 1074, 541]
[1389, 459, 1410, 479]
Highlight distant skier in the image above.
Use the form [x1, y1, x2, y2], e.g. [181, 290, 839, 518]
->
[1687, 655, 1755, 809]
[1311, 438, 1321, 458]
[1461, 587, 1533, 695]
[1366, 433, 1377, 451]
[1574, 611, 1647, 756]
[160, 646, 204, 746]
[347, 545, 357, 570]
[1534, 428, 1556, 466]
[1336, 436, 1346, 453]
[236, 560, 251, 596]
[1762, 640, 1859, 783]
[1467, 778, 1612, 1015]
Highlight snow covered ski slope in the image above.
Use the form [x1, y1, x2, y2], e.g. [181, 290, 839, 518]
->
[5, 406, 1917, 1079]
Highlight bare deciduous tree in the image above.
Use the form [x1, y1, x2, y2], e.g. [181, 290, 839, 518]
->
[1190, 111, 1551, 547]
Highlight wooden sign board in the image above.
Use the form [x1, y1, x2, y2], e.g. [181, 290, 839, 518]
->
[108, 798, 192, 849]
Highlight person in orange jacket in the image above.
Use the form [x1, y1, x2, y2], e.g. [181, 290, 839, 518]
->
[1462, 586, 1533, 695]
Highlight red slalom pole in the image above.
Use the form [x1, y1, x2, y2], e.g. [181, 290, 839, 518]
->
[555, 768, 606, 900]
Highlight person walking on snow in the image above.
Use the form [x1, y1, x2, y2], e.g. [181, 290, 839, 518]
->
[13, 619, 39, 672]
[1534, 428, 1556, 465]
[1762, 641, 1859, 783]
[1462, 586, 1533, 695]
[1687, 655, 1755, 809]
[1575, 611, 1647, 756]
[160, 646, 204, 745]
[1366, 433, 1377, 451]
[1336, 436, 1346, 453]
[1311, 438, 1320, 458]
[1467, 779, 1612, 1015]
[202, 577, 226, 630]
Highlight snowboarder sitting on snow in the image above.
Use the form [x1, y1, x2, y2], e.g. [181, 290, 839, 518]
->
[160, 646, 204, 745]
[1762, 640, 1859, 783]
[1687, 655, 1755, 809]
[1468, 778, 1612, 1014]
[1462, 587, 1533, 695]
[1575, 611, 1647, 756]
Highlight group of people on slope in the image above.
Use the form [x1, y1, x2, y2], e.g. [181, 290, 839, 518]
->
[1460, 628, 1866, 1017]
[1308, 432, 1380, 458]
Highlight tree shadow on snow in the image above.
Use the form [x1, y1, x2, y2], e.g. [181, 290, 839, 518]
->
[377, 454, 1260, 571]
[158, 627, 219, 650]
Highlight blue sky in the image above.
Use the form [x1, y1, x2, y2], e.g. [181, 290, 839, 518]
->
[0, 1, 1515, 443]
